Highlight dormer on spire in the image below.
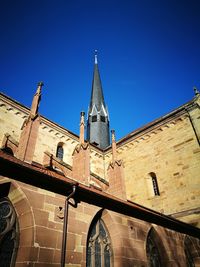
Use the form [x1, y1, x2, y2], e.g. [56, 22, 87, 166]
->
[87, 52, 110, 149]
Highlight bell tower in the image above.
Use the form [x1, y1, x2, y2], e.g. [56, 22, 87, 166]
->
[87, 51, 110, 149]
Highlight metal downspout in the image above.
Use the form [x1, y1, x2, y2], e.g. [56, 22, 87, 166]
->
[61, 184, 77, 267]
[186, 109, 200, 146]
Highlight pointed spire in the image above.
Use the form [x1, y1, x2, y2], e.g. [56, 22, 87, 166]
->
[87, 52, 110, 149]
[79, 111, 85, 144]
[30, 81, 44, 117]
[89, 51, 106, 111]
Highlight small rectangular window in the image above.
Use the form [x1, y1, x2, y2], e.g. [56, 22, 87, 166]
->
[100, 116, 105, 122]
[92, 115, 97, 122]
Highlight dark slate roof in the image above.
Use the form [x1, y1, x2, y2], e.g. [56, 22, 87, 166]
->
[89, 60, 106, 112]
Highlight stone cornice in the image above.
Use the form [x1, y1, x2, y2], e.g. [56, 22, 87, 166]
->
[105, 98, 198, 154]
[1, 92, 198, 157]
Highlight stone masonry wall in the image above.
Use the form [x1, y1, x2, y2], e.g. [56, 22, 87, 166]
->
[2, 176, 199, 267]
[0, 96, 28, 146]
[0, 94, 106, 180]
[112, 111, 200, 226]
[1, 93, 199, 227]
[0, 177, 101, 267]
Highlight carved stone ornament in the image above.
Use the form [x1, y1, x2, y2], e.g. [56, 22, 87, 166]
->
[0, 197, 19, 267]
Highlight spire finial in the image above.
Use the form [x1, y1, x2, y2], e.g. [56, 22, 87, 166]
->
[111, 129, 116, 142]
[94, 50, 98, 64]
[36, 81, 44, 94]
[30, 82, 43, 118]
[38, 81, 44, 87]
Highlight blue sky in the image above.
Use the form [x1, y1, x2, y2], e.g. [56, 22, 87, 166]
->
[1, 0, 200, 140]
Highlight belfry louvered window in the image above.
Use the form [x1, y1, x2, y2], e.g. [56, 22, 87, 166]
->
[100, 116, 105, 122]
[87, 219, 112, 267]
[92, 115, 97, 122]
[0, 197, 19, 267]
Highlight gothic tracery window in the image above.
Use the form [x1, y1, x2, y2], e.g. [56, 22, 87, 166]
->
[184, 236, 195, 267]
[146, 229, 162, 267]
[0, 197, 19, 267]
[87, 218, 112, 267]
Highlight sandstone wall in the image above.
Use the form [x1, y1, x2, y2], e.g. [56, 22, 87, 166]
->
[0, 94, 106, 179]
[1, 93, 199, 227]
[113, 109, 200, 226]
[0, 95, 28, 145]
[1, 178, 199, 267]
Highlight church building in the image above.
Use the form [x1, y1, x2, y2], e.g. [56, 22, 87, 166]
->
[0, 53, 200, 267]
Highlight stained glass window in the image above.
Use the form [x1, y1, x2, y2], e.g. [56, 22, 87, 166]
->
[184, 237, 195, 267]
[87, 219, 112, 267]
[146, 230, 162, 267]
[0, 197, 19, 267]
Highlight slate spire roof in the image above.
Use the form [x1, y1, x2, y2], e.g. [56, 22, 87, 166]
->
[87, 51, 110, 149]
[89, 50, 106, 113]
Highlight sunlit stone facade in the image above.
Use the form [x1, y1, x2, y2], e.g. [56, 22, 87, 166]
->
[0, 81, 200, 266]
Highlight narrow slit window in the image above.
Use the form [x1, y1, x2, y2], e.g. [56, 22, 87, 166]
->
[56, 144, 64, 160]
[149, 172, 160, 196]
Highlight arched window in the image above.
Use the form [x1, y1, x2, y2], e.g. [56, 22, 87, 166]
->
[56, 144, 64, 160]
[149, 172, 160, 196]
[87, 217, 112, 267]
[0, 197, 19, 267]
[184, 236, 195, 267]
[146, 229, 162, 267]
